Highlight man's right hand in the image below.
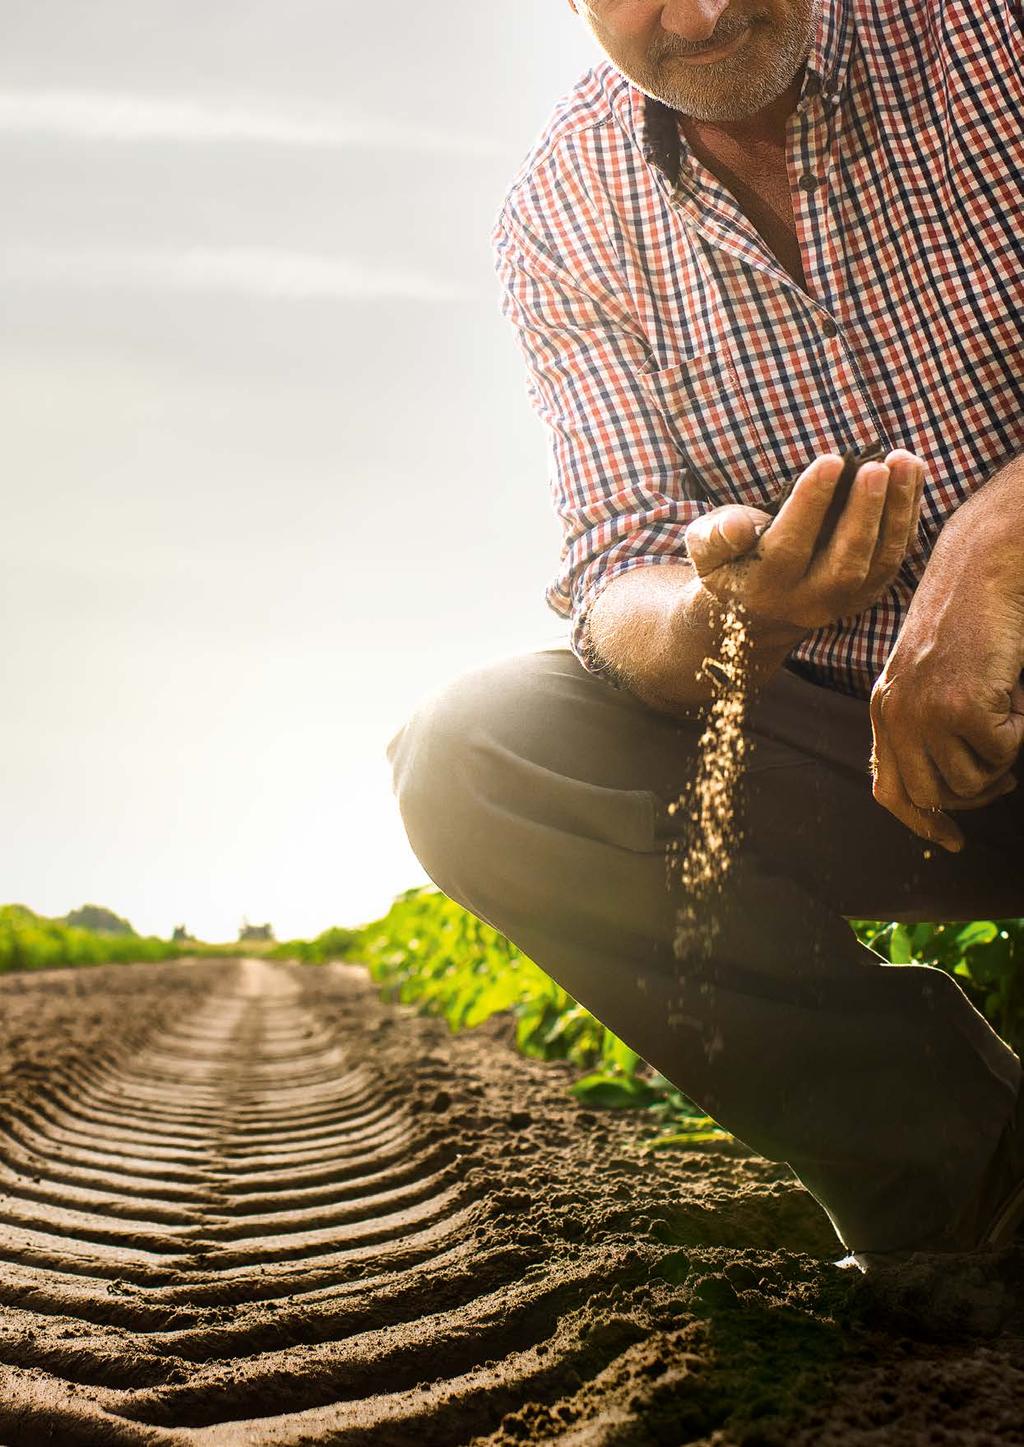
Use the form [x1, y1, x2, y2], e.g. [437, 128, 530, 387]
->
[683, 450, 925, 645]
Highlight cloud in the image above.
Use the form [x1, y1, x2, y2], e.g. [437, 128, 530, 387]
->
[0, 88, 509, 159]
[0, 245, 471, 303]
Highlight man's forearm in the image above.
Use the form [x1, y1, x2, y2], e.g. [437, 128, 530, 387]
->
[923, 449, 1024, 599]
[584, 563, 800, 716]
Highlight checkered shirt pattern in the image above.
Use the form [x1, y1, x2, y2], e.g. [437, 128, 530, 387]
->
[493, 0, 1024, 698]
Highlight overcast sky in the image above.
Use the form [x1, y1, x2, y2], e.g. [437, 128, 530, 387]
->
[0, 2, 599, 941]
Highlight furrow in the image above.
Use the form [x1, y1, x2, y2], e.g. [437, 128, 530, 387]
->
[1, 956, 685, 1445]
[0, 1138, 222, 1206]
[0, 1365, 181, 1447]
[0, 1163, 212, 1225]
[213, 1142, 454, 1214]
[189, 1331, 643, 1447]
[116, 1249, 651, 1431]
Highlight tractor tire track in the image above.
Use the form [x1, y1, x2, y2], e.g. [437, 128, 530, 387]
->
[1, 957, 1021, 1446]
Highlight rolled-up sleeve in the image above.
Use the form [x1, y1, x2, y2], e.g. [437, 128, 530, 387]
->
[493, 197, 710, 678]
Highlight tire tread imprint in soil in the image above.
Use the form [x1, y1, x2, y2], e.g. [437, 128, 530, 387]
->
[1, 956, 1021, 1446]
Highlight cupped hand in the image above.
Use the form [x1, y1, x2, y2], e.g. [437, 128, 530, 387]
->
[684, 449, 926, 644]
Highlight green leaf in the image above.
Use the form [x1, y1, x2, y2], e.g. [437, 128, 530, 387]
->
[888, 924, 914, 964]
[461, 975, 527, 1028]
[647, 1125, 731, 1149]
[570, 1073, 661, 1108]
[602, 1035, 643, 1078]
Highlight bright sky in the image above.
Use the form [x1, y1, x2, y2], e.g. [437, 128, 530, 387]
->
[1, 2, 599, 942]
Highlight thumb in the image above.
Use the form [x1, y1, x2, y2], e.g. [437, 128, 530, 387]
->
[685, 505, 771, 577]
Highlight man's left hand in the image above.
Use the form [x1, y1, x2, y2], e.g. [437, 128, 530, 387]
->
[869, 458, 1024, 851]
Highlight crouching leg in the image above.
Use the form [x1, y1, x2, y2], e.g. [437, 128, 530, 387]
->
[388, 648, 1021, 1254]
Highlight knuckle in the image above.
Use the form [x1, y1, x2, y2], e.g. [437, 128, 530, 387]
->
[768, 539, 802, 569]
[870, 675, 897, 716]
[832, 562, 867, 592]
[939, 694, 972, 729]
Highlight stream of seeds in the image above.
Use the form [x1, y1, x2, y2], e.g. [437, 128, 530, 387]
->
[667, 604, 752, 963]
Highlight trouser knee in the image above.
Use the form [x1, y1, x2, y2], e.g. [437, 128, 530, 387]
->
[386, 656, 532, 907]
[386, 647, 684, 921]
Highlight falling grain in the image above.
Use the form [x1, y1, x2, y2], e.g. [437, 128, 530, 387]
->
[667, 603, 751, 963]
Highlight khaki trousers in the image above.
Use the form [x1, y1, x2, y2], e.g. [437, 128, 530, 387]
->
[387, 648, 1023, 1253]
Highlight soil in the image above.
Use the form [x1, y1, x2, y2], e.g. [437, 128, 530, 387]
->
[0, 957, 1022, 1446]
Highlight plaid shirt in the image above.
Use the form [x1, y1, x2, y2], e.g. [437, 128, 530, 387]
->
[493, 0, 1024, 698]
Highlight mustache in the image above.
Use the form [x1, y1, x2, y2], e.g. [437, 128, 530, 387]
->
[650, 19, 753, 61]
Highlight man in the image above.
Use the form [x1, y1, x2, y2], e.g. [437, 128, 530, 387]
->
[389, 0, 1024, 1268]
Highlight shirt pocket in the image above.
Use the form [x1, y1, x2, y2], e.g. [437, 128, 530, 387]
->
[636, 352, 781, 512]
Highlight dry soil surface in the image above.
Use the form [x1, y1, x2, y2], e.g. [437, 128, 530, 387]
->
[1, 957, 1023, 1446]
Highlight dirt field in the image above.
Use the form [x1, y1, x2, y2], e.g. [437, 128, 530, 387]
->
[1, 957, 1022, 1445]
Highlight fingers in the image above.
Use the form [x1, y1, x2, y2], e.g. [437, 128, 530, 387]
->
[882, 786, 965, 852]
[760, 454, 846, 573]
[929, 734, 1014, 799]
[881, 715, 1016, 810]
[685, 505, 772, 578]
[902, 453, 926, 554]
[889, 736, 954, 814]
[942, 776, 1019, 811]
[868, 452, 924, 578]
[871, 744, 966, 852]
[960, 707, 1024, 771]
[814, 460, 891, 586]
[909, 754, 1017, 812]
[873, 724, 1015, 856]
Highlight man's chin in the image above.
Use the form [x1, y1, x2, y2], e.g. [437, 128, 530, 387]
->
[634, 75, 765, 123]
[628, 53, 756, 114]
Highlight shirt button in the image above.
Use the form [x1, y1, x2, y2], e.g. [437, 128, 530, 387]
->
[821, 317, 839, 338]
[798, 171, 821, 191]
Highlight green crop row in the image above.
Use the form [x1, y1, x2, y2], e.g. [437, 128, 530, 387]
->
[0, 905, 249, 974]
[0, 905, 181, 973]
[269, 926, 362, 965]
[288, 889, 1024, 1140]
[854, 917, 1024, 1054]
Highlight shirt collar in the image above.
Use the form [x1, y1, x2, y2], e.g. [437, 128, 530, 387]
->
[628, 0, 855, 186]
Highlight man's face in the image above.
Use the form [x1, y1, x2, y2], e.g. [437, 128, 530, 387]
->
[570, 1, 822, 123]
